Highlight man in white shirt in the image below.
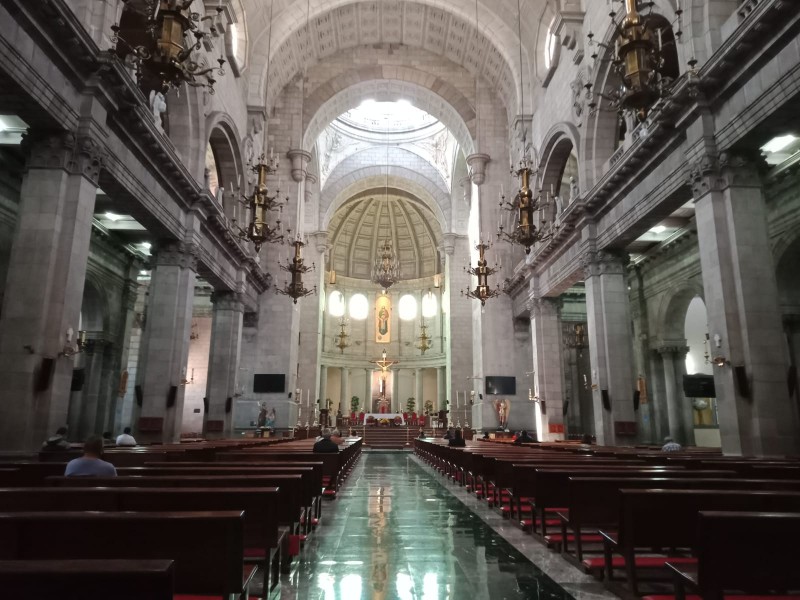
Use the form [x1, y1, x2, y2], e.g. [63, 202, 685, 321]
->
[661, 436, 682, 452]
[115, 427, 137, 446]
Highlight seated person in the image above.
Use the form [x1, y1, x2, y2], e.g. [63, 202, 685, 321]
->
[661, 436, 682, 452]
[417, 428, 426, 439]
[330, 428, 345, 444]
[442, 427, 454, 440]
[313, 428, 341, 453]
[514, 430, 536, 444]
[511, 431, 520, 442]
[115, 426, 137, 446]
[482, 431, 490, 440]
[65, 435, 117, 477]
[580, 433, 594, 446]
[42, 426, 70, 451]
[448, 429, 466, 447]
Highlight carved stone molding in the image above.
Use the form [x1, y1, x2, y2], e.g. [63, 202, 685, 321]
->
[22, 131, 104, 185]
[657, 343, 690, 357]
[687, 151, 764, 199]
[287, 149, 312, 183]
[211, 290, 245, 313]
[466, 153, 490, 186]
[527, 296, 562, 317]
[441, 233, 458, 256]
[153, 241, 199, 271]
[582, 249, 629, 278]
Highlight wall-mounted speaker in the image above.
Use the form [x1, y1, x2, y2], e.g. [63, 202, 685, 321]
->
[562, 400, 569, 416]
[602, 389, 611, 411]
[788, 365, 797, 397]
[479, 393, 483, 400]
[202, 397, 209, 413]
[225, 397, 232, 413]
[70, 368, 85, 392]
[633, 390, 640, 411]
[35, 358, 55, 392]
[288, 392, 292, 398]
[135, 385, 143, 407]
[166, 385, 177, 408]
[734, 366, 750, 399]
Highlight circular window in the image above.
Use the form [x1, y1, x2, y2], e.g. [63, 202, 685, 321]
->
[398, 294, 418, 321]
[349, 293, 369, 320]
[328, 290, 345, 317]
[421, 291, 438, 318]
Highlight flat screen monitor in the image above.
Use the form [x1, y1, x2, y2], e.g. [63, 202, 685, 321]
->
[485, 376, 516, 395]
[253, 374, 286, 394]
[682, 374, 715, 398]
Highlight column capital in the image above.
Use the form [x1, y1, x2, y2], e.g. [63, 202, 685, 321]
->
[441, 233, 458, 255]
[657, 343, 689, 357]
[308, 231, 329, 255]
[210, 290, 245, 312]
[153, 241, 199, 271]
[22, 130, 104, 186]
[466, 153, 491, 186]
[287, 148, 312, 182]
[688, 151, 765, 199]
[581, 249, 628, 278]
[527, 296, 562, 317]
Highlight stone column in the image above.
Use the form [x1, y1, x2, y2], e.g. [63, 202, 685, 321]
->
[415, 368, 424, 415]
[690, 153, 799, 455]
[648, 350, 667, 442]
[134, 242, 197, 443]
[437, 366, 446, 413]
[319, 364, 328, 406]
[0, 131, 104, 451]
[341, 367, 350, 414]
[583, 250, 637, 445]
[530, 297, 565, 440]
[659, 345, 686, 444]
[392, 369, 400, 412]
[442, 233, 473, 413]
[365, 368, 372, 412]
[203, 291, 244, 438]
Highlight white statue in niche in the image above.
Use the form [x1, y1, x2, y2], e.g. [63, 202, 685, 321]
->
[569, 176, 579, 201]
[149, 90, 167, 133]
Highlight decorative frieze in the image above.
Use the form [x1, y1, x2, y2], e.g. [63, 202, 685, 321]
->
[582, 250, 629, 278]
[153, 241, 199, 270]
[211, 290, 245, 313]
[22, 131, 104, 185]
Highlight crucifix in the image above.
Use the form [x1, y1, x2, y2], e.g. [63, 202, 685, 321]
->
[369, 349, 399, 411]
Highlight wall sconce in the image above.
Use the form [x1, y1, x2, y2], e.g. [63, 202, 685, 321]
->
[712, 356, 729, 368]
[180, 368, 195, 385]
[58, 328, 86, 358]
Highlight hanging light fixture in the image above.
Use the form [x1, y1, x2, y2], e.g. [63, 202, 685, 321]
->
[462, 240, 501, 306]
[497, 0, 557, 254]
[233, 151, 287, 253]
[371, 113, 401, 289]
[333, 317, 351, 354]
[584, 0, 691, 122]
[564, 323, 587, 357]
[416, 319, 432, 354]
[111, 0, 226, 94]
[277, 237, 316, 303]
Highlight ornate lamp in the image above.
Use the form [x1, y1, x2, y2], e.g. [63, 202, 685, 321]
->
[277, 238, 316, 303]
[497, 157, 557, 253]
[462, 240, 501, 306]
[334, 318, 351, 354]
[233, 153, 287, 253]
[416, 320, 432, 355]
[111, 0, 226, 94]
[371, 239, 401, 290]
[564, 323, 587, 357]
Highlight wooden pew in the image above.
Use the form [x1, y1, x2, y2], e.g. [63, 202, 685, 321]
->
[0, 511, 256, 599]
[600, 489, 800, 594]
[0, 559, 174, 600]
[661, 511, 800, 600]
[560, 477, 800, 562]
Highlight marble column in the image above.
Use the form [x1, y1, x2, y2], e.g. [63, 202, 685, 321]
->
[530, 297, 565, 440]
[392, 369, 400, 412]
[690, 153, 799, 455]
[415, 368, 424, 415]
[648, 350, 667, 442]
[442, 233, 473, 413]
[134, 241, 197, 443]
[319, 364, 328, 407]
[204, 291, 244, 438]
[341, 367, 350, 413]
[365, 368, 372, 412]
[437, 366, 446, 413]
[0, 131, 104, 451]
[659, 345, 686, 444]
[583, 250, 637, 445]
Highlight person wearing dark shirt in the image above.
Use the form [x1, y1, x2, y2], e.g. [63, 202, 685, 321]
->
[65, 436, 117, 477]
[313, 428, 340, 453]
[448, 429, 466, 447]
[514, 430, 536, 444]
[442, 427, 454, 440]
[42, 426, 70, 451]
[418, 428, 426, 439]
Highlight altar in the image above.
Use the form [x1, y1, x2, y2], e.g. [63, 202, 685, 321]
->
[364, 412, 405, 425]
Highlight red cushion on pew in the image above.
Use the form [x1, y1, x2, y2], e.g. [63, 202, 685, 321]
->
[582, 556, 697, 570]
[288, 535, 302, 556]
[520, 518, 560, 527]
[323, 489, 337, 497]
[544, 533, 604, 544]
[244, 547, 266, 558]
[311, 518, 319, 526]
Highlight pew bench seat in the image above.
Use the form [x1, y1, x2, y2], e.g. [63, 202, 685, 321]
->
[642, 596, 800, 600]
[582, 555, 697, 575]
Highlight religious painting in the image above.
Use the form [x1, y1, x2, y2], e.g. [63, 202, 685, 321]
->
[375, 295, 391, 343]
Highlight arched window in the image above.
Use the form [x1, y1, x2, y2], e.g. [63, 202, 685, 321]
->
[544, 23, 558, 71]
[204, 143, 221, 196]
[349, 293, 369, 320]
[421, 291, 438, 318]
[398, 294, 418, 321]
[328, 290, 345, 317]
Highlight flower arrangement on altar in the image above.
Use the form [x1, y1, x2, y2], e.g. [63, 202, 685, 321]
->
[379, 418, 390, 426]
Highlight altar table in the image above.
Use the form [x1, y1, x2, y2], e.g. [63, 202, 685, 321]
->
[364, 413, 405, 424]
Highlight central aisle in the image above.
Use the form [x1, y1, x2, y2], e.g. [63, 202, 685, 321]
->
[282, 452, 574, 600]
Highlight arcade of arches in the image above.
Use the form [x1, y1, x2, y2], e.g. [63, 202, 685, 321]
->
[1, 0, 799, 460]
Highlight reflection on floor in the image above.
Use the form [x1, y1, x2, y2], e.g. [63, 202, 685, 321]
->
[279, 452, 582, 600]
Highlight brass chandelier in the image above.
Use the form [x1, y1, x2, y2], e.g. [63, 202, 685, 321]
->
[233, 152, 287, 253]
[416, 320, 432, 354]
[497, 157, 557, 253]
[277, 237, 316, 303]
[585, 0, 685, 122]
[462, 240, 501, 306]
[111, 0, 226, 94]
[564, 323, 587, 357]
[372, 239, 401, 290]
[333, 318, 351, 354]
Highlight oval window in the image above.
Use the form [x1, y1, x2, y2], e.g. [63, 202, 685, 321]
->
[421, 291, 438, 318]
[328, 290, 345, 317]
[349, 293, 369, 320]
[398, 294, 418, 321]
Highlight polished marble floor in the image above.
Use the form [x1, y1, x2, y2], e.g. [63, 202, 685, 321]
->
[278, 452, 582, 600]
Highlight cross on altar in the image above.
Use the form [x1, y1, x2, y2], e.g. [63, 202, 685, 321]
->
[370, 348, 399, 373]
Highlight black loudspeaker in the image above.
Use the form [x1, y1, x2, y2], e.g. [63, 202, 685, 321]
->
[135, 385, 143, 407]
[288, 392, 292, 398]
[540, 400, 547, 415]
[479, 393, 483, 400]
[225, 397, 232, 413]
[602, 389, 611, 411]
[70, 368, 85, 392]
[788, 365, 798, 397]
[734, 366, 750, 398]
[166, 385, 177, 408]
[202, 397, 209, 413]
[562, 400, 569, 416]
[35, 358, 55, 392]
[633, 390, 640, 411]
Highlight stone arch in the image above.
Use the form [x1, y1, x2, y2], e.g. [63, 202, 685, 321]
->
[80, 274, 110, 335]
[205, 113, 245, 218]
[246, 0, 526, 121]
[322, 171, 449, 235]
[538, 121, 581, 213]
[303, 73, 476, 155]
[655, 280, 705, 344]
